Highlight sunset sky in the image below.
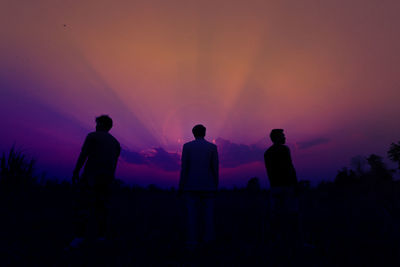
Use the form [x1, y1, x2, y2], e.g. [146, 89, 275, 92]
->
[1, 0, 400, 187]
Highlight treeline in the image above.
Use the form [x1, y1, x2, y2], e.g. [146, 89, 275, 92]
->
[1, 141, 400, 191]
[333, 141, 400, 186]
[1, 143, 400, 266]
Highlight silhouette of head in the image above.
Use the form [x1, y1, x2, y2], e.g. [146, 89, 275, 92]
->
[96, 115, 113, 132]
[270, 129, 286, 144]
[192, 124, 206, 139]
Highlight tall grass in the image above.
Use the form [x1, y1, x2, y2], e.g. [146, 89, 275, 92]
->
[0, 145, 37, 186]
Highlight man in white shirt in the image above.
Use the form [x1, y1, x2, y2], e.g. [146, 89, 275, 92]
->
[179, 124, 219, 248]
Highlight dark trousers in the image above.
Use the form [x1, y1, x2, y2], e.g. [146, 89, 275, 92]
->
[269, 186, 300, 251]
[184, 191, 216, 246]
[74, 179, 110, 238]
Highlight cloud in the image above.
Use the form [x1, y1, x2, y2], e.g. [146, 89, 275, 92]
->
[121, 138, 267, 171]
[120, 149, 147, 165]
[120, 147, 180, 171]
[146, 147, 180, 171]
[297, 138, 330, 150]
[215, 138, 265, 168]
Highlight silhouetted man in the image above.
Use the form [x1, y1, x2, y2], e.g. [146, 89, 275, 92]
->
[264, 129, 299, 252]
[264, 129, 297, 188]
[179, 124, 219, 249]
[69, 115, 121, 248]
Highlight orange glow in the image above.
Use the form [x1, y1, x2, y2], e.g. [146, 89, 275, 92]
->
[1, 0, 400, 184]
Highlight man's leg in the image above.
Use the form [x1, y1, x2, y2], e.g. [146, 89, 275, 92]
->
[269, 187, 286, 248]
[70, 180, 90, 248]
[287, 189, 300, 254]
[202, 192, 216, 244]
[184, 192, 199, 247]
[275, 187, 299, 257]
[94, 183, 110, 239]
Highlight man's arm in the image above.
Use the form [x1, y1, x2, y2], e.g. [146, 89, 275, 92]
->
[178, 144, 189, 192]
[211, 146, 219, 188]
[285, 146, 297, 184]
[72, 135, 91, 184]
[264, 151, 269, 176]
[111, 143, 121, 180]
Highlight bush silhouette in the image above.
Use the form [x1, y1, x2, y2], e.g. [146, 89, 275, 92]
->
[246, 177, 261, 193]
[334, 167, 357, 186]
[388, 141, 400, 171]
[367, 154, 393, 181]
[0, 145, 37, 187]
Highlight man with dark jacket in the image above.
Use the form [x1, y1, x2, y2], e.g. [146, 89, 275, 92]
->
[69, 115, 120, 248]
[264, 129, 299, 251]
[179, 124, 219, 248]
[264, 129, 297, 188]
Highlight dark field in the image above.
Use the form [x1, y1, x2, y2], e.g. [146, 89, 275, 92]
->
[1, 179, 400, 267]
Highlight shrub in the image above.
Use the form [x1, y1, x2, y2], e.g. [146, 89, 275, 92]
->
[0, 145, 37, 187]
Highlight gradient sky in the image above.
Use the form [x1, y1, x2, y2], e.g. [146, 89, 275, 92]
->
[1, 0, 400, 187]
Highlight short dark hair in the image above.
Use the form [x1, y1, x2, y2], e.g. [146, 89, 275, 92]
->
[270, 129, 284, 143]
[192, 124, 206, 138]
[96, 115, 113, 131]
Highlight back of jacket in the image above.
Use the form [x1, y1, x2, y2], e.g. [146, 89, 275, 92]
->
[82, 131, 121, 184]
[264, 144, 297, 187]
[179, 139, 219, 191]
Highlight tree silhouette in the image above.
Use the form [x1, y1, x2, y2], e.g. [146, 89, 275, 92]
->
[350, 155, 368, 176]
[366, 154, 392, 181]
[0, 145, 37, 186]
[334, 167, 357, 185]
[246, 177, 261, 192]
[388, 141, 400, 171]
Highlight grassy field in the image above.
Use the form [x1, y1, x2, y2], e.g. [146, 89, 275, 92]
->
[1, 179, 400, 266]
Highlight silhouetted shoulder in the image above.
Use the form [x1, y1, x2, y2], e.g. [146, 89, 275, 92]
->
[82, 132, 96, 147]
[183, 140, 217, 151]
[265, 144, 289, 153]
[108, 133, 120, 145]
[280, 144, 290, 152]
[86, 131, 97, 138]
[205, 140, 217, 149]
[183, 140, 195, 147]
[108, 134, 121, 153]
[85, 131, 120, 150]
[187, 140, 195, 145]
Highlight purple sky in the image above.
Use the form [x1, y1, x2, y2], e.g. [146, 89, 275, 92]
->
[1, 0, 400, 187]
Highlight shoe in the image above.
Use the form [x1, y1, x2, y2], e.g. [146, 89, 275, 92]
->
[68, 237, 84, 249]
